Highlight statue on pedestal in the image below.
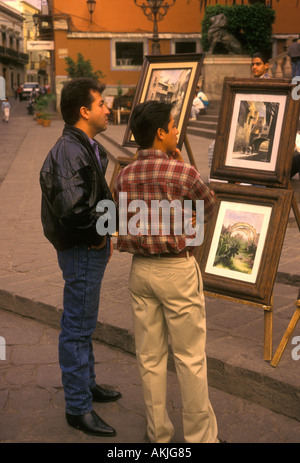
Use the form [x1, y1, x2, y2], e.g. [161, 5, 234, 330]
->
[208, 13, 243, 55]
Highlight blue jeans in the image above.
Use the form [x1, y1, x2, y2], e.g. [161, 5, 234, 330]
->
[57, 239, 110, 415]
[292, 59, 300, 78]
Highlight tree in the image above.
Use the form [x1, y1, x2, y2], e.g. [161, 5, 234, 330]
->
[201, 3, 275, 55]
[65, 53, 105, 80]
[189, 0, 299, 9]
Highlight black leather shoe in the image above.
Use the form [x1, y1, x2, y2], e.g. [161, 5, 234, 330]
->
[91, 384, 122, 403]
[66, 410, 116, 437]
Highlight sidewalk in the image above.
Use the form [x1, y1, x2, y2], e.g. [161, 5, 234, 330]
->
[0, 105, 299, 443]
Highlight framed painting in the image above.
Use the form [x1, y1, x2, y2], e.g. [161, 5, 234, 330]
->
[210, 78, 300, 188]
[122, 53, 204, 150]
[195, 182, 293, 307]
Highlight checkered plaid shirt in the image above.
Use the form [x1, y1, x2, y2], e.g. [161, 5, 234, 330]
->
[114, 149, 216, 256]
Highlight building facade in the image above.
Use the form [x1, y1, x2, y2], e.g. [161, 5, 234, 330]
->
[22, 1, 50, 87]
[0, 0, 28, 96]
[51, 0, 299, 100]
[52, 0, 203, 98]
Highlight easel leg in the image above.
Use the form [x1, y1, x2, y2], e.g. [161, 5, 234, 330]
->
[271, 300, 300, 368]
[288, 181, 300, 231]
[264, 309, 273, 361]
[292, 194, 300, 231]
[184, 134, 198, 171]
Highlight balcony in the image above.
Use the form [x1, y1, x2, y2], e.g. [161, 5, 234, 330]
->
[38, 15, 54, 41]
[0, 46, 29, 65]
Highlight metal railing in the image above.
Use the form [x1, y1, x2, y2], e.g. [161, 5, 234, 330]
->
[0, 45, 29, 64]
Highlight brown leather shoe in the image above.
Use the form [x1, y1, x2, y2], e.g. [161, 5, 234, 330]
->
[91, 384, 122, 403]
[66, 410, 116, 436]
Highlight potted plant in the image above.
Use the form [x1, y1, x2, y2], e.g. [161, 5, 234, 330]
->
[35, 93, 54, 126]
[41, 111, 51, 127]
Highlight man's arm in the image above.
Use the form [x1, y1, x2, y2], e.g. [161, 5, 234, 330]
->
[51, 167, 105, 247]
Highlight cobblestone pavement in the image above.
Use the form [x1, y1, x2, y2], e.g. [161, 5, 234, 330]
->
[1, 309, 300, 444]
[0, 100, 299, 445]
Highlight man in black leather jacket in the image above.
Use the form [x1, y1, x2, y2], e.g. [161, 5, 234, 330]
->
[40, 78, 121, 437]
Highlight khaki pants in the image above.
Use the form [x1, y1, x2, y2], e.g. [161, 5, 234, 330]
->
[129, 254, 218, 443]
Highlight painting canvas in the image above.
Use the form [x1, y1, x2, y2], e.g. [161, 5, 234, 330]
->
[210, 78, 300, 188]
[143, 67, 192, 131]
[205, 201, 272, 284]
[122, 54, 203, 149]
[225, 93, 286, 172]
[195, 183, 293, 306]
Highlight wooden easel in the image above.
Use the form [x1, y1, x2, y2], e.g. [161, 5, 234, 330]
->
[109, 155, 134, 197]
[203, 291, 274, 361]
[269, 179, 300, 366]
[289, 180, 300, 231]
[271, 290, 300, 367]
[184, 134, 198, 170]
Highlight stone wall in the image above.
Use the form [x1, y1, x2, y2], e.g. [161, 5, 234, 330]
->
[202, 55, 252, 103]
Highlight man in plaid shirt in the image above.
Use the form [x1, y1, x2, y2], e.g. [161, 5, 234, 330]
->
[114, 100, 218, 443]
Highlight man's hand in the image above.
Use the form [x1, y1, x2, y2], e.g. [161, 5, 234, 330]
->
[169, 148, 184, 162]
[89, 236, 114, 263]
[89, 235, 107, 250]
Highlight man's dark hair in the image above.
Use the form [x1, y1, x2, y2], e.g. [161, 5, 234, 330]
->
[130, 100, 173, 149]
[252, 52, 269, 64]
[60, 77, 105, 125]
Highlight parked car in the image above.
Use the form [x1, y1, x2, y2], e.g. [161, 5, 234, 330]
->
[22, 82, 40, 100]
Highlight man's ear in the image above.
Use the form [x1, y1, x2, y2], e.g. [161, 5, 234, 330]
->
[156, 127, 164, 141]
[79, 105, 89, 120]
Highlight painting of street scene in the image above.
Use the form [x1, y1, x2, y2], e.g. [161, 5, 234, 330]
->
[145, 68, 192, 129]
[232, 100, 279, 163]
[206, 202, 272, 284]
[225, 93, 286, 172]
[123, 55, 203, 149]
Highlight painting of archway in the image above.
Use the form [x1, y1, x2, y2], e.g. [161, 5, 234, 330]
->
[195, 182, 293, 306]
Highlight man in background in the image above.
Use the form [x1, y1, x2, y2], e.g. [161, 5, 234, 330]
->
[252, 52, 270, 78]
[288, 38, 300, 78]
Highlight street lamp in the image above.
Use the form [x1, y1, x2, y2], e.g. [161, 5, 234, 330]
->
[86, 0, 96, 22]
[32, 12, 39, 39]
[134, 0, 176, 55]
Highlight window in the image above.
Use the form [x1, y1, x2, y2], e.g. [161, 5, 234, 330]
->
[171, 39, 201, 55]
[115, 41, 143, 67]
[2, 32, 6, 47]
[112, 39, 147, 69]
[175, 41, 196, 54]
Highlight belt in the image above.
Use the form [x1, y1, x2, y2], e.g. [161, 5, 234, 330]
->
[138, 249, 194, 258]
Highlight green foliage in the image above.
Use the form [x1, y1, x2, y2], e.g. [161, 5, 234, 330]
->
[65, 53, 105, 80]
[35, 92, 55, 113]
[201, 3, 275, 56]
[215, 232, 240, 267]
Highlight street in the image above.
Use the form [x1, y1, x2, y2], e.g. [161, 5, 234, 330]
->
[0, 98, 36, 185]
[0, 101, 299, 444]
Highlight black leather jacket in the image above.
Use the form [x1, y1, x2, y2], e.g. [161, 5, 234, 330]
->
[40, 125, 114, 251]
